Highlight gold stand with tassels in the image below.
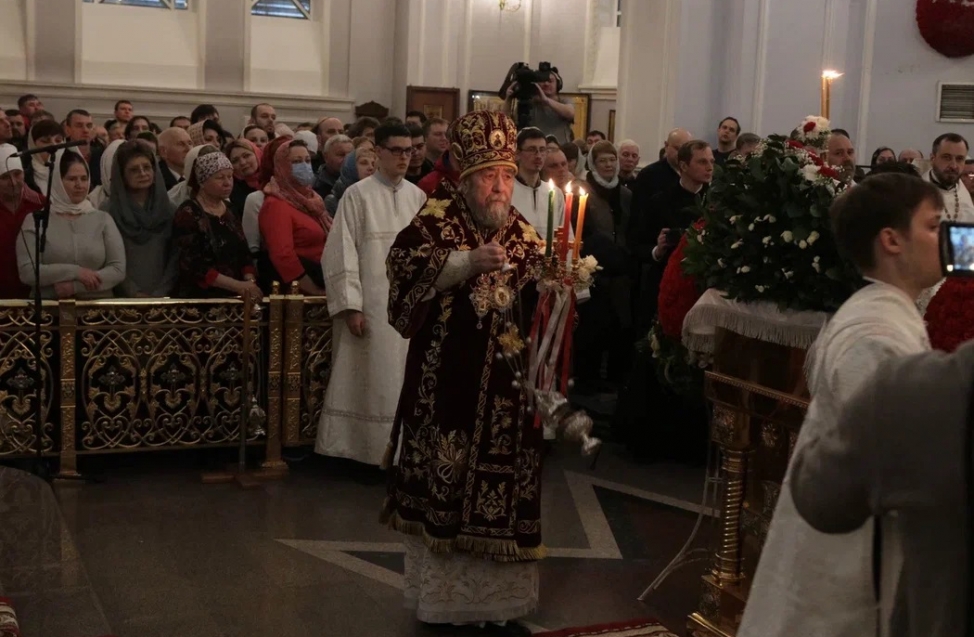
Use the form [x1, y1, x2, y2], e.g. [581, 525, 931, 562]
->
[687, 328, 810, 637]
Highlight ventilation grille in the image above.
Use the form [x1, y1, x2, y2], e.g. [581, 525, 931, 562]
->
[939, 83, 974, 123]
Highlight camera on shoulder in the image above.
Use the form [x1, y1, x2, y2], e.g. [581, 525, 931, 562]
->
[499, 61, 561, 129]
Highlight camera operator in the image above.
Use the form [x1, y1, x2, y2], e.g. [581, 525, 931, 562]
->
[502, 64, 574, 144]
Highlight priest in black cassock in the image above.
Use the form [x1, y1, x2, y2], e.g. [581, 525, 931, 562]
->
[628, 128, 691, 326]
[382, 110, 544, 637]
[630, 139, 714, 332]
[617, 139, 714, 464]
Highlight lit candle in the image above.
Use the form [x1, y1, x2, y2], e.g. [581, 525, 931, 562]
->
[562, 183, 574, 261]
[545, 180, 554, 257]
[573, 187, 588, 259]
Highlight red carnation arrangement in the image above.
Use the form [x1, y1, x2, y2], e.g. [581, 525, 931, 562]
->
[658, 221, 706, 341]
[916, 0, 974, 58]
[924, 277, 974, 352]
[803, 121, 816, 133]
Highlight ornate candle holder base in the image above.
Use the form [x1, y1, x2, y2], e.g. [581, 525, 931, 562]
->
[533, 390, 602, 456]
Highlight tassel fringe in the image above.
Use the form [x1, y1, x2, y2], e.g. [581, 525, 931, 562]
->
[380, 510, 547, 562]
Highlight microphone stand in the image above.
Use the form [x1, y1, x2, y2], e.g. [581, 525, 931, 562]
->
[29, 148, 90, 483]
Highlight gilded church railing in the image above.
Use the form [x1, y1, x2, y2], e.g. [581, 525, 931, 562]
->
[0, 289, 334, 476]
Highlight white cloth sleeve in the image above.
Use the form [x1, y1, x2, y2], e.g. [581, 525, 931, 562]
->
[421, 251, 475, 301]
[323, 190, 363, 316]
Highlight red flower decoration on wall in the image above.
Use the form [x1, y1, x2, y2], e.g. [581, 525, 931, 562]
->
[658, 222, 705, 341]
[916, 0, 974, 58]
[924, 277, 974, 352]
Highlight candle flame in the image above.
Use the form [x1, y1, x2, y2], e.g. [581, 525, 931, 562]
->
[578, 186, 586, 196]
[565, 182, 573, 194]
[548, 179, 554, 188]
[822, 69, 843, 80]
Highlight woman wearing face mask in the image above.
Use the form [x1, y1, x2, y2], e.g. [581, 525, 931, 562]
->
[258, 140, 330, 295]
[172, 150, 259, 299]
[324, 142, 376, 217]
[101, 140, 177, 297]
[225, 140, 262, 218]
[17, 150, 126, 299]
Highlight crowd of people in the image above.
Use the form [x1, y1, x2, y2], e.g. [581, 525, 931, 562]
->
[2, 87, 973, 636]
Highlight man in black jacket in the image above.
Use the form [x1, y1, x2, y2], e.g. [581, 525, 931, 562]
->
[630, 139, 713, 331]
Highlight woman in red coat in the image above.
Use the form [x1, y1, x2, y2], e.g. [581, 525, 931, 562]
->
[258, 139, 331, 295]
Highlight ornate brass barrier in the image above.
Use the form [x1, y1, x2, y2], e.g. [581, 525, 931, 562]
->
[688, 328, 810, 637]
[0, 291, 335, 475]
[0, 302, 58, 458]
[281, 294, 332, 447]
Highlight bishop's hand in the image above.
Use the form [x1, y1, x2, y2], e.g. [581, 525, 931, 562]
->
[470, 243, 507, 275]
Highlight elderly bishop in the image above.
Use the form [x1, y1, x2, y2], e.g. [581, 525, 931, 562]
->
[381, 111, 545, 637]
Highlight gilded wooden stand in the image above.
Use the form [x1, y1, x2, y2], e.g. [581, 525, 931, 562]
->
[687, 328, 810, 637]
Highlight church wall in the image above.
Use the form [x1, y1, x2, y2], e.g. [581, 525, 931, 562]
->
[664, 0, 973, 163]
[865, 0, 974, 156]
[248, 15, 326, 98]
[80, 1, 202, 90]
[0, 0, 28, 81]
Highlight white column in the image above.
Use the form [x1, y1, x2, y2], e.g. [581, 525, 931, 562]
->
[615, 0, 682, 152]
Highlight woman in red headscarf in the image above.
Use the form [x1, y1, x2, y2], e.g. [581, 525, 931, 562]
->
[225, 139, 262, 218]
[258, 138, 331, 295]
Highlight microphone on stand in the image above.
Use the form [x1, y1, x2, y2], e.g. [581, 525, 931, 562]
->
[12, 139, 87, 158]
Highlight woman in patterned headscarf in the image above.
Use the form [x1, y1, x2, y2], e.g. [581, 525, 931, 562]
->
[257, 138, 330, 295]
[171, 148, 260, 299]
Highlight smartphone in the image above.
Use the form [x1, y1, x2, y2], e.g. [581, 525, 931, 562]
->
[940, 221, 974, 276]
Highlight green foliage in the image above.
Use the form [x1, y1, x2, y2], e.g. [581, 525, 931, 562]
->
[646, 322, 705, 398]
[682, 135, 862, 312]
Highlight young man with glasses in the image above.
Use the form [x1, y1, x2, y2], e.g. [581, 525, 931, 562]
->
[512, 127, 565, 246]
[316, 122, 427, 473]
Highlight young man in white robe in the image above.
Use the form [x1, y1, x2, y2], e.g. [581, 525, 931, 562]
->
[738, 172, 946, 637]
[316, 122, 427, 467]
[511, 126, 566, 441]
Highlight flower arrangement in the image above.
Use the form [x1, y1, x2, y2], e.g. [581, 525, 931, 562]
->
[647, 320, 706, 397]
[794, 115, 832, 150]
[682, 131, 861, 313]
[658, 226, 705, 340]
[924, 277, 974, 352]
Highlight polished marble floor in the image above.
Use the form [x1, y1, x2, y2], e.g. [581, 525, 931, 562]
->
[2, 441, 713, 637]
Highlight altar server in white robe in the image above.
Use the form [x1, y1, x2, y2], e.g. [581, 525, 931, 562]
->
[316, 122, 427, 466]
[739, 173, 945, 637]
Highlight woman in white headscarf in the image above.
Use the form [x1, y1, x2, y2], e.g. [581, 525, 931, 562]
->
[17, 149, 126, 299]
[87, 139, 124, 209]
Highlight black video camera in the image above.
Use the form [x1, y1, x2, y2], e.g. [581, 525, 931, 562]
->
[499, 62, 561, 129]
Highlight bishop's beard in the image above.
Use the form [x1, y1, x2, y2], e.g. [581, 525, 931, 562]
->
[462, 187, 510, 230]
